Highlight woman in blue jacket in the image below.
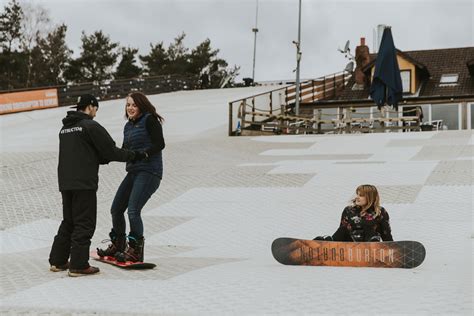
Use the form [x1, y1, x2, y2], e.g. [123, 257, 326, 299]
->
[98, 92, 165, 262]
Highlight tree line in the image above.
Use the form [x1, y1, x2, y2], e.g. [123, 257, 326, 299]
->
[0, 0, 240, 91]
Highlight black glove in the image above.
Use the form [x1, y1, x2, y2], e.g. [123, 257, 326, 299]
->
[132, 151, 148, 162]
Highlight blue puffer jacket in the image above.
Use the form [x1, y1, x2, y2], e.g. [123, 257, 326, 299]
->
[123, 113, 163, 177]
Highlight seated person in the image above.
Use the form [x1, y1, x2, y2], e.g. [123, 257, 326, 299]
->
[314, 184, 393, 242]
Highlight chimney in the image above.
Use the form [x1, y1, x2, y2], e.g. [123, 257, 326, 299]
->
[354, 37, 371, 85]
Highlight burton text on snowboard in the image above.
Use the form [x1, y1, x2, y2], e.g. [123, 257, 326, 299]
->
[271, 238, 425, 269]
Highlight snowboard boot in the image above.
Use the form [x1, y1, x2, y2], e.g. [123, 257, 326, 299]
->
[313, 235, 333, 241]
[115, 236, 145, 263]
[368, 235, 382, 242]
[364, 227, 382, 242]
[350, 229, 364, 242]
[97, 231, 126, 257]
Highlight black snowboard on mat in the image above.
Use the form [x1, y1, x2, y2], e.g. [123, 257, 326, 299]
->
[90, 251, 156, 269]
[272, 237, 425, 269]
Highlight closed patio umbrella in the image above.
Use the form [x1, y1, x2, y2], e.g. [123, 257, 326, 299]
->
[370, 27, 403, 110]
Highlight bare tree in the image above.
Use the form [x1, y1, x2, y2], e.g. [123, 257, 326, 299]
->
[19, 1, 51, 87]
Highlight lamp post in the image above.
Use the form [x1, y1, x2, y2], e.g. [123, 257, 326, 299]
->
[252, 0, 259, 82]
[294, 0, 302, 115]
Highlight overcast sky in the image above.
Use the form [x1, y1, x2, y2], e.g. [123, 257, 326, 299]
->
[26, 0, 474, 82]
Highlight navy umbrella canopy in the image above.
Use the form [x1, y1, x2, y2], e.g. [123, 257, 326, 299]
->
[370, 27, 403, 110]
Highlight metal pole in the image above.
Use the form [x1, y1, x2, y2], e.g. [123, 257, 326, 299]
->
[252, 0, 259, 82]
[295, 0, 302, 115]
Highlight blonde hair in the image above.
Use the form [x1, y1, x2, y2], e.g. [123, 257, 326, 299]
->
[354, 184, 381, 217]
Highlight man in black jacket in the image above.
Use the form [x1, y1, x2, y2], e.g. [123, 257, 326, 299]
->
[49, 94, 146, 277]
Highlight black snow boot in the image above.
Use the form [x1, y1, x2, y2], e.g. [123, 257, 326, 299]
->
[313, 235, 333, 241]
[368, 235, 382, 242]
[97, 231, 126, 257]
[116, 236, 145, 263]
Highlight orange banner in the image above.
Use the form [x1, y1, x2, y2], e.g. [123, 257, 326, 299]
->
[0, 89, 59, 114]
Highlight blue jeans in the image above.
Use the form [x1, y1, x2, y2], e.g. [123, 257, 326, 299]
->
[110, 171, 161, 238]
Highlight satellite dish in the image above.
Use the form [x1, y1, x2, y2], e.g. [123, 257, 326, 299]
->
[338, 40, 351, 54]
[344, 40, 350, 53]
[344, 61, 354, 73]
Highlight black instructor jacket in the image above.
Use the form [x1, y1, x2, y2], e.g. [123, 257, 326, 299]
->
[58, 111, 135, 191]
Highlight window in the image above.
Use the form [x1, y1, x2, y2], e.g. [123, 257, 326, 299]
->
[440, 74, 458, 84]
[400, 70, 411, 93]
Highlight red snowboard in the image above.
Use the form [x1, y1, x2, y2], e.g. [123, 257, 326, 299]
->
[90, 251, 156, 269]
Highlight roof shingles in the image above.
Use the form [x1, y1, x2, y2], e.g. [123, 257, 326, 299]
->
[333, 47, 474, 102]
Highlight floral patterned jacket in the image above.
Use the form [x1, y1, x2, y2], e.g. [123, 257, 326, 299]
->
[332, 205, 393, 242]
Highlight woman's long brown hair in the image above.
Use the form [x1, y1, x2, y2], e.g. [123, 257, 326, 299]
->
[125, 92, 164, 123]
[353, 184, 381, 217]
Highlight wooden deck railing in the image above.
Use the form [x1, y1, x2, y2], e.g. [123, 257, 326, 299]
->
[235, 105, 422, 135]
[228, 71, 352, 135]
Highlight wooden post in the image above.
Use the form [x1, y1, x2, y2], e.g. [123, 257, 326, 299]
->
[269, 92, 273, 115]
[252, 97, 256, 123]
[335, 107, 341, 133]
[317, 109, 322, 134]
[345, 107, 352, 133]
[323, 77, 326, 99]
[228, 102, 233, 136]
[280, 102, 285, 132]
[398, 106, 403, 133]
[379, 106, 386, 131]
[240, 100, 247, 131]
